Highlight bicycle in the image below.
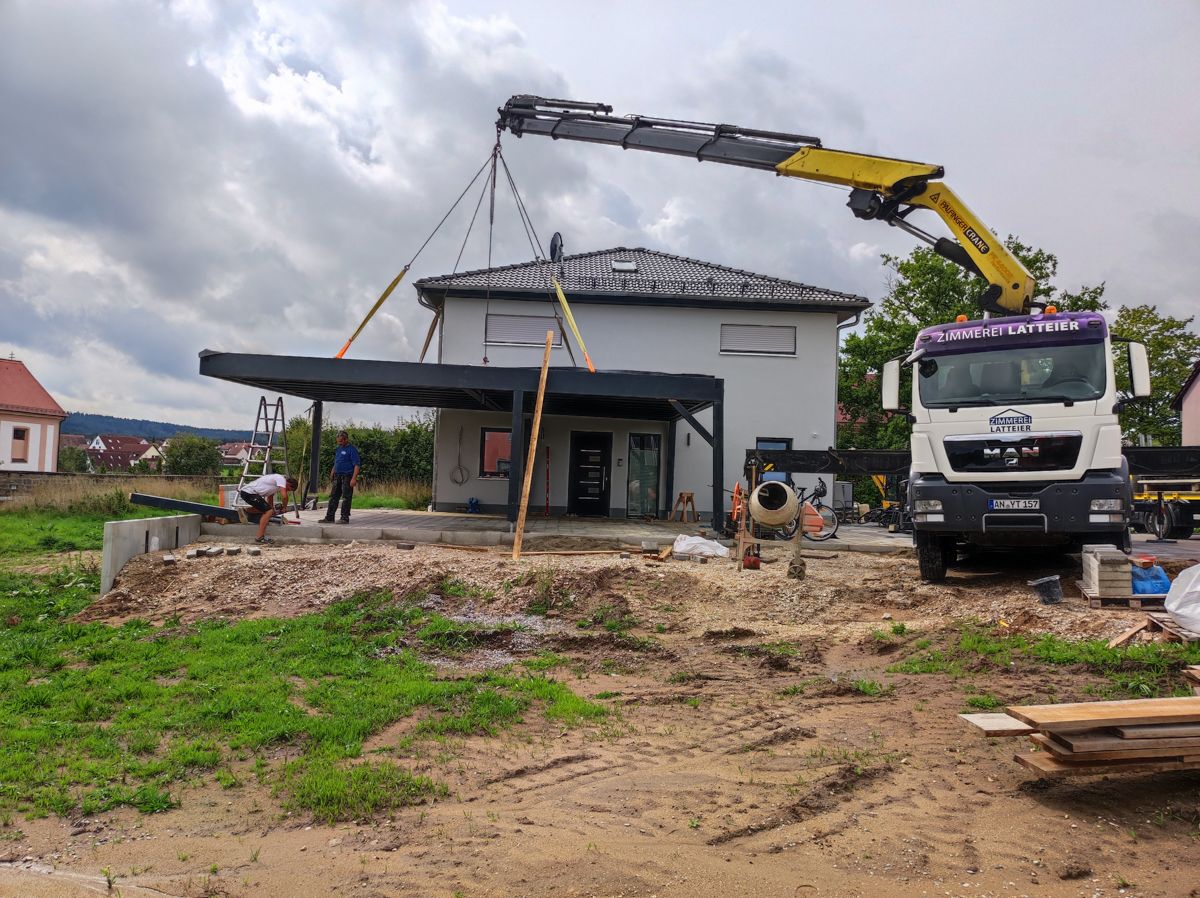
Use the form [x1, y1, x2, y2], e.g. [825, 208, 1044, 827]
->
[777, 477, 840, 542]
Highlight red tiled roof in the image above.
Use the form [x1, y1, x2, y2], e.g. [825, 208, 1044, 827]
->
[97, 435, 151, 451]
[0, 359, 67, 418]
[60, 434, 89, 449]
[86, 448, 142, 469]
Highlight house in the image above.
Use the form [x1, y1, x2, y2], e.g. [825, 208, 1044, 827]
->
[88, 434, 151, 453]
[218, 441, 254, 465]
[0, 357, 68, 472]
[60, 434, 89, 451]
[414, 246, 868, 517]
[85, 448, 143, 471]
[1174, 358, 1200, 445]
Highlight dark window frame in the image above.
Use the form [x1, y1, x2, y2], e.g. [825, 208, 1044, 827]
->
[478, 427, 513, 479]
[756, 436, 793, 483]
[11, 427, 29, 463]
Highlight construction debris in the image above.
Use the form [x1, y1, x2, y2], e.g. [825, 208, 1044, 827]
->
[161, 555, 176, 565]
[226, 546, 241, 556]
[247, 546, 261, 557]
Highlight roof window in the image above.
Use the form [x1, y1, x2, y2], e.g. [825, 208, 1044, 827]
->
[611, 260, 638, 273]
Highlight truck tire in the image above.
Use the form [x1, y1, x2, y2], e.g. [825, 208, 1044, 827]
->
[915, 532, 949, 582]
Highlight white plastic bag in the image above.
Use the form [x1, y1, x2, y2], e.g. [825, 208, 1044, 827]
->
[1164, 563, 1200, 634]
[672, 534, 730, 558]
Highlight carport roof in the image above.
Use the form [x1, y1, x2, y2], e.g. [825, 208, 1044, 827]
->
[199, 351, 721, 421]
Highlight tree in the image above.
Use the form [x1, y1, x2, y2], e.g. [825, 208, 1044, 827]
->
[1112, 305, 1200, 445]
[838, 236, 1108, 451]
[163, 434, 221, 475]
[58, 445, 90, 473]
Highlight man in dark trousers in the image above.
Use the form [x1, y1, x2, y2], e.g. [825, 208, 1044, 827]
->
[321, 430, 361, 524]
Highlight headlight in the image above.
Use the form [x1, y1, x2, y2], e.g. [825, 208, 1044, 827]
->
[1090, 499, 1123, 511]
[914, 499, 943, 512]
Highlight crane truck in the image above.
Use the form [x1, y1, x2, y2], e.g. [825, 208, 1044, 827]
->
[496, 96, 1153, 581]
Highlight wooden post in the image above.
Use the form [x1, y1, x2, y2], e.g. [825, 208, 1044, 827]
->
[513, 331, 554, 560]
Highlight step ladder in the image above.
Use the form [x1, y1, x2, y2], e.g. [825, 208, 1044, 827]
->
[234, 397, 299, 520]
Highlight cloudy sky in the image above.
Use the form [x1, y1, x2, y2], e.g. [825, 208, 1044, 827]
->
[2, 0, 1197, 429]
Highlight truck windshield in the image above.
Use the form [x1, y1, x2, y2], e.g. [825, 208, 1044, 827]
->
[917, 343, 1105, 408]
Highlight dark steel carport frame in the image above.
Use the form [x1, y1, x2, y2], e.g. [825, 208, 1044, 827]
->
[199, 351, 726, 526]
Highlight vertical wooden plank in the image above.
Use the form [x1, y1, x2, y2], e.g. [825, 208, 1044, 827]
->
[513, 332, 554, 560]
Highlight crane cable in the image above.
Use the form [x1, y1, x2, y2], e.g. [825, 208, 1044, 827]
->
[335, 149, 496, 359]
[496, 150, 594, 371]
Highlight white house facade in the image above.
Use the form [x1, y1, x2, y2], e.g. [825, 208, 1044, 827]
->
[416, 247, 868, 519]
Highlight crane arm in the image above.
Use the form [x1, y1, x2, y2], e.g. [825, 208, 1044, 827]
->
[497, 96, 1034, 315]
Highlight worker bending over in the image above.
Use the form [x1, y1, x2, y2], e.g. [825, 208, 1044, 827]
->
[239, 473, 298, 544]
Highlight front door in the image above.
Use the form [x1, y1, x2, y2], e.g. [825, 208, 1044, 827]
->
[568, 431, 612, 516]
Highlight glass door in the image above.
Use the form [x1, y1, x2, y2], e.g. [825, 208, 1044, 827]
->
[626, 433, 661, 518]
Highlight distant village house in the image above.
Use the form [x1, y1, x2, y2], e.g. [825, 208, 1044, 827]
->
[0, 357, 67, 472]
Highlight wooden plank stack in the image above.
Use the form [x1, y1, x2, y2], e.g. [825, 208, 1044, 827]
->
[964, 697, 1200, 775]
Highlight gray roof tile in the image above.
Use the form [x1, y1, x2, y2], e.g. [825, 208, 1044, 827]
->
[415, 247, 868, 310]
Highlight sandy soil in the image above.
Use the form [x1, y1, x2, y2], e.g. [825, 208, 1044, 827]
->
[3, 543, 1200, 898]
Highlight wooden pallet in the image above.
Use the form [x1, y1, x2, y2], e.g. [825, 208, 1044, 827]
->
[1145, 612, 1200, 643]
[1075, 581, 1165, 610]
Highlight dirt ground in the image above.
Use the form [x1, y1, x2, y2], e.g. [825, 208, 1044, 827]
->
[4, 542, 1200, 898]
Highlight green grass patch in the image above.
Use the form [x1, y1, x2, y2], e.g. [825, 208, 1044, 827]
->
[888, 623, 1200, 697]
[851, 679, 893, 697]
[576, 604, 637, 635]
[523, 651, 568, 671]
[0, 570, 604, 821]
[0, 508, 195, 557]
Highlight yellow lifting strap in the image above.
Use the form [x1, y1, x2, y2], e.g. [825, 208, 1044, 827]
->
[552, 278, 595, 373]
[335, 265, 410, 359]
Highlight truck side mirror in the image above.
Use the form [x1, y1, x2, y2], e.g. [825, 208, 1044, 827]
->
[1128, 342, 1151, 398]
[882, 359, 902, 411]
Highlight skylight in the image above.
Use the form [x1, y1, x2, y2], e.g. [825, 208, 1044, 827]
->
[611, 260, 637, 273]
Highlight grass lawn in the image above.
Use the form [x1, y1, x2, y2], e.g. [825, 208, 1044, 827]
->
[0, 568, 606, 823]
[0, 507, 191, 557]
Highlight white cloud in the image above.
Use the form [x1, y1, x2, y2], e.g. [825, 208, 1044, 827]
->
[0, 0, 1196, 432]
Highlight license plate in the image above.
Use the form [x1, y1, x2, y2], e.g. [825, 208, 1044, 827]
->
[988, 499, 1040, 510]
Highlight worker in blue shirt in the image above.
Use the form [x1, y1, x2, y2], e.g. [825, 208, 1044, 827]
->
[321, 430, 361, 524]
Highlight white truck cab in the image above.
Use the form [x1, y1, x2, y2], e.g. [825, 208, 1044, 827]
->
[883, 309, 1152, 580]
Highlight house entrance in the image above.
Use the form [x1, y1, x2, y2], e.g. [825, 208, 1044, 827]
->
[567, 431, 612, 516]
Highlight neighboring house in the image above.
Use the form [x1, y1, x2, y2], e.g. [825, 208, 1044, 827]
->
[137, 444, 164, 469]
[85, 448, 143, 471]
[414, 246, 868, 517]
[60, 433, 89, 451]
[88, 434, 151, 453]
[1174, 358, 1200, 445]
[218, 441, 253, 465]
[0, 358, 68, 472]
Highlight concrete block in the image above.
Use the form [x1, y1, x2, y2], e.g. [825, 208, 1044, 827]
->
[162, 555, 176, 565]
[248, 547, 262, 556]
[101, 514, 202, 593]
[395, 543, 415, 550]
[206, 547, 225, 557]
[225, 546, 241, 556]
[185, 549, 200, 560]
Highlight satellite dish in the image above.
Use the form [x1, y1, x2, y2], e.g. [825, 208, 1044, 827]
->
[549, 232, 564, 263]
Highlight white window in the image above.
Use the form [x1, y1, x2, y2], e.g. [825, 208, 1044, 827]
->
[485, 314, 563, 346]
[720, 323, 796, 356]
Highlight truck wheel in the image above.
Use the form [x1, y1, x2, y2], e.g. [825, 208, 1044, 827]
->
[915, 532, 949, 582]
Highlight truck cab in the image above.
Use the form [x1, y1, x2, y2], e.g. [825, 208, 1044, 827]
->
[883, 310, 1151, 580]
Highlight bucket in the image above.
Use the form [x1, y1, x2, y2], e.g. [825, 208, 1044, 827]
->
[1028, 575, 1063, 605]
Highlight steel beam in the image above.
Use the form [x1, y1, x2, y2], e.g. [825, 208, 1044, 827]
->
[129, 492, 260, 523]
[507, 390, 526, 522]
[669, 400, 713, 446]
[711, 392, 724, 531]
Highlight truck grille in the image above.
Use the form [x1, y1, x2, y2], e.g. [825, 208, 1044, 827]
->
[944, 432, 1082, 473]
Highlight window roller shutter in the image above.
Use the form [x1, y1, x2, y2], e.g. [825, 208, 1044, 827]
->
[720, 324, 796, 355]
[486, 314, 563, 345]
